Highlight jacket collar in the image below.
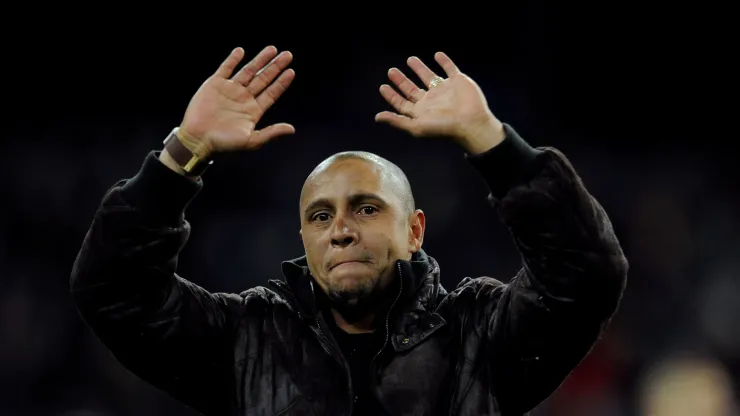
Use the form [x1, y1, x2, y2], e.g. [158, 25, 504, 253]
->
[275, 249, 443, 320]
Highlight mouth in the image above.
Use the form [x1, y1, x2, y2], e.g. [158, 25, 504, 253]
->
[329, 260, 369, 270]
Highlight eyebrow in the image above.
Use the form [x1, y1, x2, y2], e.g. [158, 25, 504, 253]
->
[303, 193, 387, 217]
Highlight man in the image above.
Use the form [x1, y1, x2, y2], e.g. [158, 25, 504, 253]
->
[71, 46, 628, 416]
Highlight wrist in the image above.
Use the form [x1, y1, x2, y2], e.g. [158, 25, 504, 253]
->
[158, 149, 201, 181]
[176, 126, 214, 160]
[160, 127, 214, 179]
[464, 123, 542, 200]
[457, 114, 506, 155]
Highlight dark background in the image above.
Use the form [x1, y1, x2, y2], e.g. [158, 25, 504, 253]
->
[1, 7, 738, 416]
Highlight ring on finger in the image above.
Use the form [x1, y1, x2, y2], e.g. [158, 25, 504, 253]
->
[428, 76, 445, 89]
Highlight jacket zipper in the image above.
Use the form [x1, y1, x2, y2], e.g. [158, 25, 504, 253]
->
[310, 282, 355, 415]
[268, 279, 353, 411]
[271, 267, 405, 415]
[369, 262, 404, 408]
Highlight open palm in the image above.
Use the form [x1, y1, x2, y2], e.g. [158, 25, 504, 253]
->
[180, 46, 296, 154]
[375, 53, 495, 142]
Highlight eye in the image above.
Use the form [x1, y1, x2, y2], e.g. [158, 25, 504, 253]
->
[311, 212, 331, 222]
[359, 206, 378, 215]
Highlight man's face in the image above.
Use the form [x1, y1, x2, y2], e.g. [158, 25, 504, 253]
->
[300, 158, 424, 307]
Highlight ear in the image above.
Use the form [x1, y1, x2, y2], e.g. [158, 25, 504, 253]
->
[408, 209, 426, 253]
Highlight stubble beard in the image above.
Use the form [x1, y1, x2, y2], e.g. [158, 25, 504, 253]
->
[325, 276, 385, 324]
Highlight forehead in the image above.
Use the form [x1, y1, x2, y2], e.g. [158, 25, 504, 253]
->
[301, 159, 393, 207]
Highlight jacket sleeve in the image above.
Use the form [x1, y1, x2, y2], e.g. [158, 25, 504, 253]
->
[70, 151, 247, 415]
[462, 125, 628, 415]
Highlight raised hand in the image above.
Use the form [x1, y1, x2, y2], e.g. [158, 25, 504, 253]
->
[179, 46, 296, 156]
[375, 52, 505, 152]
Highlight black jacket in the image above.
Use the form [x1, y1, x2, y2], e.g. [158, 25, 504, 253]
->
[70, 125, 628, 416]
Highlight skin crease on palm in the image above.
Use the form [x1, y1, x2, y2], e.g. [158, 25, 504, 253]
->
[299, 154, 426, 334]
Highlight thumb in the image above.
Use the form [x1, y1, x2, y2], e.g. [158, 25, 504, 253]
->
[375, 111, 416, 134]
[248, 123, 296, 148]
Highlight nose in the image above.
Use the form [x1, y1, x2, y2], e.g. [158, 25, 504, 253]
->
[330, 221, 358, 248]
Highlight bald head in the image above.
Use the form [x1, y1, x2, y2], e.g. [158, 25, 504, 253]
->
[301, 151, 415, 216]
[298, 151, 426, 315]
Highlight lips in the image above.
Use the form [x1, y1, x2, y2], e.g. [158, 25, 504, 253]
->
[329, 260, 369, 270]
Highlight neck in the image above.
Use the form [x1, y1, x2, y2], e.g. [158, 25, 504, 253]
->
[331, 309, 376, 334]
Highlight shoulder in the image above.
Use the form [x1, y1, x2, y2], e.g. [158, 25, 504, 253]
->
[450, 276, 508, 300]
[436, 276, 510, 319]
[231, 285, 293, 308]
[198, 284, 295, 320]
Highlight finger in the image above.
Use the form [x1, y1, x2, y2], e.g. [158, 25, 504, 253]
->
[249, 123, 296, 147]
[246, 51, 294, 96]
[379, 84, 414, 116]
[375, 111, 416, 133]
[214, 47, 246, 78]
[232, 45, 278, 86]
[256, 69, 295, 111]
[407, 56, 441, 89]
[434, 52, 461, 77]
[387, 68, 425, 103]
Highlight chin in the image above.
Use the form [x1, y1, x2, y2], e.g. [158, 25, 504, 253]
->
[329, 279, 374, 301]
[326, 273, 377, 304]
